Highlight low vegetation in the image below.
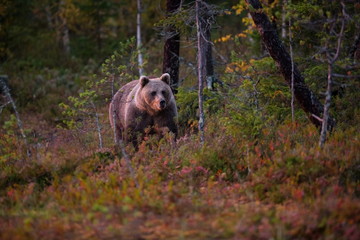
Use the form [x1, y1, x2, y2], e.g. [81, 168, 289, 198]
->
[1, 71, 359, 239]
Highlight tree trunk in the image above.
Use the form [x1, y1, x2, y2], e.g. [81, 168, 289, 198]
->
[288, 3, 295, 123]
[204, 12, 216, 90]
[319, 63, 334, 147]
[58, 0, 70, 55]
[137, 0, 144, 76]
[95, 7, 102, 52]
[349, 31, 360, 61]
[196, 0, 206, 144]
[245, 0, 335, 131]
[162, 0, 181, 93]
[197, 1, 216, 90]
[281, 0, 287, 39]
[319, 2, 346, 147]
[45, 5, 54, 30]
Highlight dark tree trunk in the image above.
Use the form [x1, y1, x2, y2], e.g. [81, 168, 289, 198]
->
[203, 8, 215, 90]
[204, 27, 214, 77]
[198, 0, 216, 90]
[349, 31, 360, 61]
[58, 0, 70, 55]
[96, 8, 102, 53]
[0, 16, 7, 62]
[162, 0, 181, 93]
[246, 0, 335, 131]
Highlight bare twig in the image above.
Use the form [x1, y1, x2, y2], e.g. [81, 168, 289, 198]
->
[0, 100, 11, 114]
[332, 73, 360, 78]
[311, 114, 323, 123]
[90, 101, 103, 149]
[212, 45, 228, 64]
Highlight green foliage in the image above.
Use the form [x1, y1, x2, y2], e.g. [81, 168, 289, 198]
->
[219, 57, 302, 139]
[155, 6, 193, 37]
[175, 87, 199, 133]
[59, 38, 138, 131]
[100, 37, 138, 94]
[0, 115, 30, 165]
[176, 87, 224, 135]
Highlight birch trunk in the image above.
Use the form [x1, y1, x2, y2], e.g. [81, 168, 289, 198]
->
[137, 0, 144, 76]
[196, 0, 206, 144]
[319, 2, 346, 147]
[281, 0, 287, 39]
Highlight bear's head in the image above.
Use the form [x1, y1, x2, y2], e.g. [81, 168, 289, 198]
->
[138, 73, 173, 113]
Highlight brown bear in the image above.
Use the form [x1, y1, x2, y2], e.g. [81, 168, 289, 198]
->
[109, 73, 178, 145]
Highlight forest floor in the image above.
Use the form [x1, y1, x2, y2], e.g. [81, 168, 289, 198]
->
[0, 111, 360, 240]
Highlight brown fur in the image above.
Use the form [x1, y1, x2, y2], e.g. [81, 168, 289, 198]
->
[109, 73, 178, 145]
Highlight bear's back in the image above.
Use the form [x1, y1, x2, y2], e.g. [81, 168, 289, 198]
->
[109, 80, 139, 129]
[117, 80, 139, 101]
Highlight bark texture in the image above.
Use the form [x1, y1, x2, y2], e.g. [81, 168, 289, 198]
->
[246, 0, 335, 130]
[196, 0, 206, 144]
[162, 0, 181, 93]
[319, 2, 346, 147]
[197, 0, 216, 90]
[349, 31, 360, 61]
[137, 0, 144, 76]
[58, 0, 70, 55]
[203, 6, 216, 90]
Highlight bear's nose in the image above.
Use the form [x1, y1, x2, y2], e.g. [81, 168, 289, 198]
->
[160, 100, 166, 109]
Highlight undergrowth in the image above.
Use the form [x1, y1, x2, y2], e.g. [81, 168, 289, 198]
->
[0, 111, 359, 239]
[1, 53, 359, 238]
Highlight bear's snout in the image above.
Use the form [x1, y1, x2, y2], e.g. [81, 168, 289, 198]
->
[160, 100, 166, 109]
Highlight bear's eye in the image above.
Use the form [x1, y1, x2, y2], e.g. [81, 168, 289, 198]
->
[151, 91, 156, 96]
[161, 90, 167, 96]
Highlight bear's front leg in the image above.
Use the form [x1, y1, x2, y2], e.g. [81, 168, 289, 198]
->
[154, 109, 178, 139]
[124, 109, 152, 146]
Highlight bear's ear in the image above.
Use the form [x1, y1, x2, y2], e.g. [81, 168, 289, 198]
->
[140, 76, 150, 87]
[160, 73, 171, 85]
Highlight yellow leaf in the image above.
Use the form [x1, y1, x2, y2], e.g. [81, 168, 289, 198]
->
[225, 65, 234, 73]
[236, 33, 247, 38]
